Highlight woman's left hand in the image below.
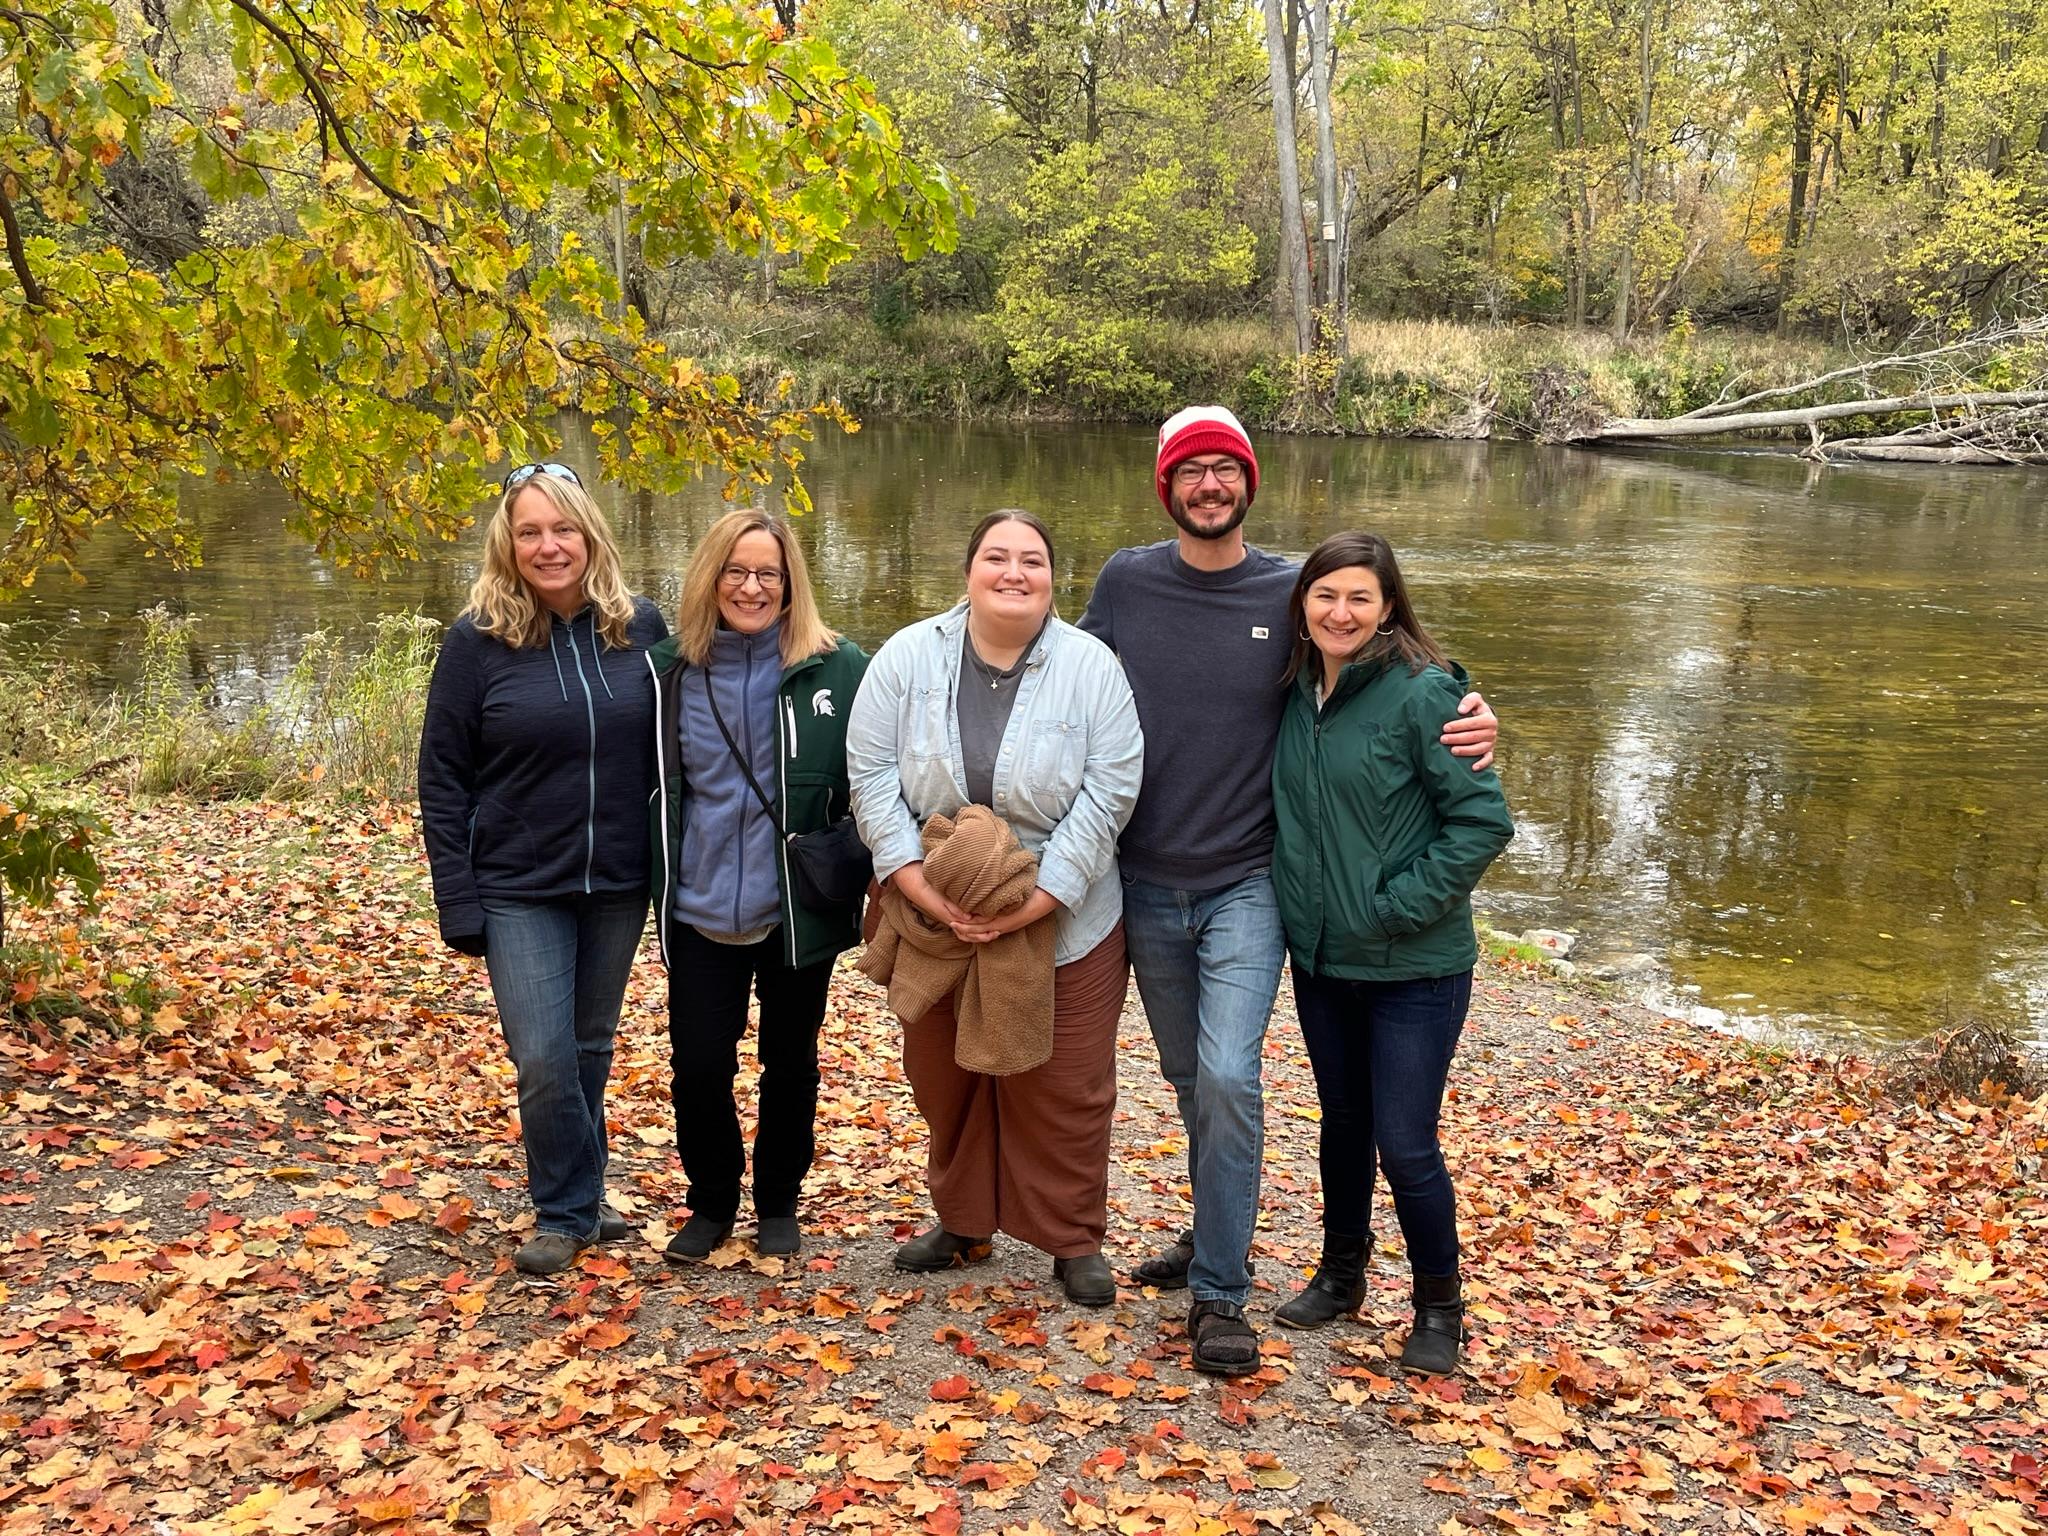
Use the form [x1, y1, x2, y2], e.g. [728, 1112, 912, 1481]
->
[950, 887, 1061, 944]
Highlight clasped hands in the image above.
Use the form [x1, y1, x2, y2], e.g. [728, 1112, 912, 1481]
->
[891, 862, 1059, 945]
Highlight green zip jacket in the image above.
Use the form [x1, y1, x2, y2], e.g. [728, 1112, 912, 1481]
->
[1271, 653, 1514, 981]
[646, 634, 869, 970]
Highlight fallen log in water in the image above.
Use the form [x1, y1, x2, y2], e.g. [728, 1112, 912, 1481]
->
[1558, 322, 2048, 465]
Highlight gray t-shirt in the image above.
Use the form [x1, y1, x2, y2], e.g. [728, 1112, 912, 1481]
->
[1078, 540, 1298, 890]
[956, 625, 1033, 806]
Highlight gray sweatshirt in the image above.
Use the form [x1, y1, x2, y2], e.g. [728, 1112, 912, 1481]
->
[673, 620, 784, 937]
[1078, 541, 1297, 890]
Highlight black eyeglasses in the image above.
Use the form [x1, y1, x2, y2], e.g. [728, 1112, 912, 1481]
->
[502, 462, 581, 494]
[1172, 458, 1244, 488]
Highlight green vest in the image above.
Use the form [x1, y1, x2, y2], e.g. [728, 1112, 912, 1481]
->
[647, 635, 870, 970]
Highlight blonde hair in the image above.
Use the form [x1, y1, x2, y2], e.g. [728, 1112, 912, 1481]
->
[676, 510, 838, 669]
[463, 475, 638, 649]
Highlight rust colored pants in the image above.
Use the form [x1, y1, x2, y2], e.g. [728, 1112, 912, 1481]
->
[900, 925, 1128, 1258]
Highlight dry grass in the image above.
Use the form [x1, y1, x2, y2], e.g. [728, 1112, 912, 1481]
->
[1869, 1019, 2044, 1104]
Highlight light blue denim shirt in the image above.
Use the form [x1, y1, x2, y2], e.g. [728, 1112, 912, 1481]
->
[847, 602, 1143, 966]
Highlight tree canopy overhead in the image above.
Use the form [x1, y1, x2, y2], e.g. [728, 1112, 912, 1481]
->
[0, 0, 959, 584]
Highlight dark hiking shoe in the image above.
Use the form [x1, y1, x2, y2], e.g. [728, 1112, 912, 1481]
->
[755, 1216, 802, 1257]
[893, 1226, 992, 1272]
[596, 1203, 630, 1242]
[663, 1214, 735, 1263]
[1132, 1228, 1196, 1289]
[1053, 1253, 1116, 1307]
[1398, 1271, 1465, 1375]
[1186, 1298, 1260, 1376]
[513, 1231, 587, 1276]
[1274, 1233, 1373, 1330]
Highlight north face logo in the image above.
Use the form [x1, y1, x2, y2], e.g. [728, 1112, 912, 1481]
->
[811, 688, 835, 717]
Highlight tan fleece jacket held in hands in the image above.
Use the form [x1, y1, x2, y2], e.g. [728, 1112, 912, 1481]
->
[857, 803, 1057, 1075]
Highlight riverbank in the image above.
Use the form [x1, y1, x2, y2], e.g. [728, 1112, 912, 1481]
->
[1, 793, 2041, 1535]
[667, 305, 1841, 439]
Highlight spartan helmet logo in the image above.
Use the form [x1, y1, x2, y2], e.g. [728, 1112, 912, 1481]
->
[811, 688, 835, 717]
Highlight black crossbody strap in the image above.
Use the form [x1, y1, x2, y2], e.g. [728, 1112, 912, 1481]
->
[701, 660, 786, 838]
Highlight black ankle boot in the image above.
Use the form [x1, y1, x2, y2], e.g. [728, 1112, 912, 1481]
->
[1398, 1270, 1465, 1374]
[1274, 1233, 1372, 1329]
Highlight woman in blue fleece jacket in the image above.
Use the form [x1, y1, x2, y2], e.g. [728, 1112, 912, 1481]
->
[418, 464, 666, 1275]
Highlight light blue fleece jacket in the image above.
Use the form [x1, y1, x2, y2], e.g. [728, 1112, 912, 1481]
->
[846, 602, 1144, 966]
[673, 621, 784, 937]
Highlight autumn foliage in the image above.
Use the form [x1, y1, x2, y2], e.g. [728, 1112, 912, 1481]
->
[0, 796, 2041, 1534]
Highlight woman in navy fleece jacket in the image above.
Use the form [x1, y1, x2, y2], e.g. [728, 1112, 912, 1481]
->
[418, 464, 666, 1275]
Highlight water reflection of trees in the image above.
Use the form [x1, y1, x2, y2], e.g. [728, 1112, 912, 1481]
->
[12, 424, 2045, 1040]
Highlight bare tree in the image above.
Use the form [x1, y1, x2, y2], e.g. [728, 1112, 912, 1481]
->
[1263, 0, 1313, 354]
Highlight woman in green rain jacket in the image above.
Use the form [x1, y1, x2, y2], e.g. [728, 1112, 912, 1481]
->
[1268, 530, 1514, 1374]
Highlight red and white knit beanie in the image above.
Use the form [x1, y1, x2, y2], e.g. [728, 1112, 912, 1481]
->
[1155, 405, 1260, 508]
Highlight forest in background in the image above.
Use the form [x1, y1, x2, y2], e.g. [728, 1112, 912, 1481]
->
[3, 0, 2046, 594]
[601, 0, 2048, 426]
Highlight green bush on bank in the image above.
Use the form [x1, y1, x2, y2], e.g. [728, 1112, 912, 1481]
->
[657, 300, 1841, 437]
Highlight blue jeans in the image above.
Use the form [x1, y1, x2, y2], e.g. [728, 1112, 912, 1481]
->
[1290, 968, 1471, 1278]
[481, 891, 648, 1239]
[1121, 870, 1288, 1306]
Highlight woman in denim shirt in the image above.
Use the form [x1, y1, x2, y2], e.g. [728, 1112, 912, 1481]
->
[848, 511, 1143, 1306]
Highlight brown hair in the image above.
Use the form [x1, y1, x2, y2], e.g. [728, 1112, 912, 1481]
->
[963, 508, 1056, 573]
[1282, 530, 1450, 687]
[675, 509, 838, 669]
[463, 473, 638, 649]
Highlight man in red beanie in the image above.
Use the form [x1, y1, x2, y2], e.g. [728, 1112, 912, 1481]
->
[1079, 404, 1497, 1376]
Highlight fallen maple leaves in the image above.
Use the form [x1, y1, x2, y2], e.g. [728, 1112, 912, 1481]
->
[0, 795, 2042, 1535]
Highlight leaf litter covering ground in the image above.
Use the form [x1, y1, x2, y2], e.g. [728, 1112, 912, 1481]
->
[0, 799, 2043, 1536]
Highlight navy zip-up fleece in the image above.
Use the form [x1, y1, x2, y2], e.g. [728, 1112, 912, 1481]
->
[419, 597, 668, 949]
[672, 621, 784, 937]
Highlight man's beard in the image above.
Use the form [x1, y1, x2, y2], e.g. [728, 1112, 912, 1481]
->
[1167, 484, 1249, 541]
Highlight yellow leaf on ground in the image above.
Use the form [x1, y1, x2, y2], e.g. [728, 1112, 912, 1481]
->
[1505, 1392, 1575, 1447]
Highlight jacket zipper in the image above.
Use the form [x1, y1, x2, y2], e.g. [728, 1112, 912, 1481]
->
[734, 645, 754, 935]
[647, 651, 673, 968]
[778, 688, 796, 967]
[564, 615, 599, 894]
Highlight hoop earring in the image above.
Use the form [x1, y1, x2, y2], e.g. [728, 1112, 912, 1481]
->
[1376, 622, 1395, 636]
[1300, 624, 1312, 641]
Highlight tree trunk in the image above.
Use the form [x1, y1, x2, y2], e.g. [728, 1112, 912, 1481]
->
[1589, 389, 2048, 439]
[1614, 0, 1655, 341]
[1305, 0, 1343, 352]
[1776, 52, 1816, 335]
[1262, 0, 1313, 355]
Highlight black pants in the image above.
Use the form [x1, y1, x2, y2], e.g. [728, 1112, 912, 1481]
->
[1290, 967, 1471, 1277]
[667, 922, 835, 1221]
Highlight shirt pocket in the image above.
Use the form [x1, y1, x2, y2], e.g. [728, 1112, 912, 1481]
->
[1023, 718, 1088, 804]
[904, 685, 953, 763]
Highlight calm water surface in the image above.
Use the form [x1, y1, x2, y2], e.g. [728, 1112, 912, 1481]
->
[9, 420, 2047, 1048]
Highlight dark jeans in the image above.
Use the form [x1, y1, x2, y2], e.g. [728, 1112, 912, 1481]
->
[1290, 966, 1472, 1278]
[481, 891, 649, 1239]
[667, 923, 835, 1222]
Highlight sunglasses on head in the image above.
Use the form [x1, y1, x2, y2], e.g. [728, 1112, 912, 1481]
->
[502, 461, 581, 494]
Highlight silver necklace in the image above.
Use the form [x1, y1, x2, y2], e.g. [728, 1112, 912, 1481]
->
[966, 626, 1029, 689]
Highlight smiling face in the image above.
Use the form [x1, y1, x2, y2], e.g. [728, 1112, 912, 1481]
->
[715, 528, 787, 635]
[1303, 564, 1388, 669]
[509, 486, 590, 614]
[1166, 454, 1250, 542]
[965, 517, 1054, 630]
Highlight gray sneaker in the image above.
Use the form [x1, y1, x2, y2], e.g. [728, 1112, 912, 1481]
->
[513, 1231, 587, 1275]
[596, 1203, 629, 1242]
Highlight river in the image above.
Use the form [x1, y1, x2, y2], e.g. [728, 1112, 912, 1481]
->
[7, 418, 2046, 1049]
